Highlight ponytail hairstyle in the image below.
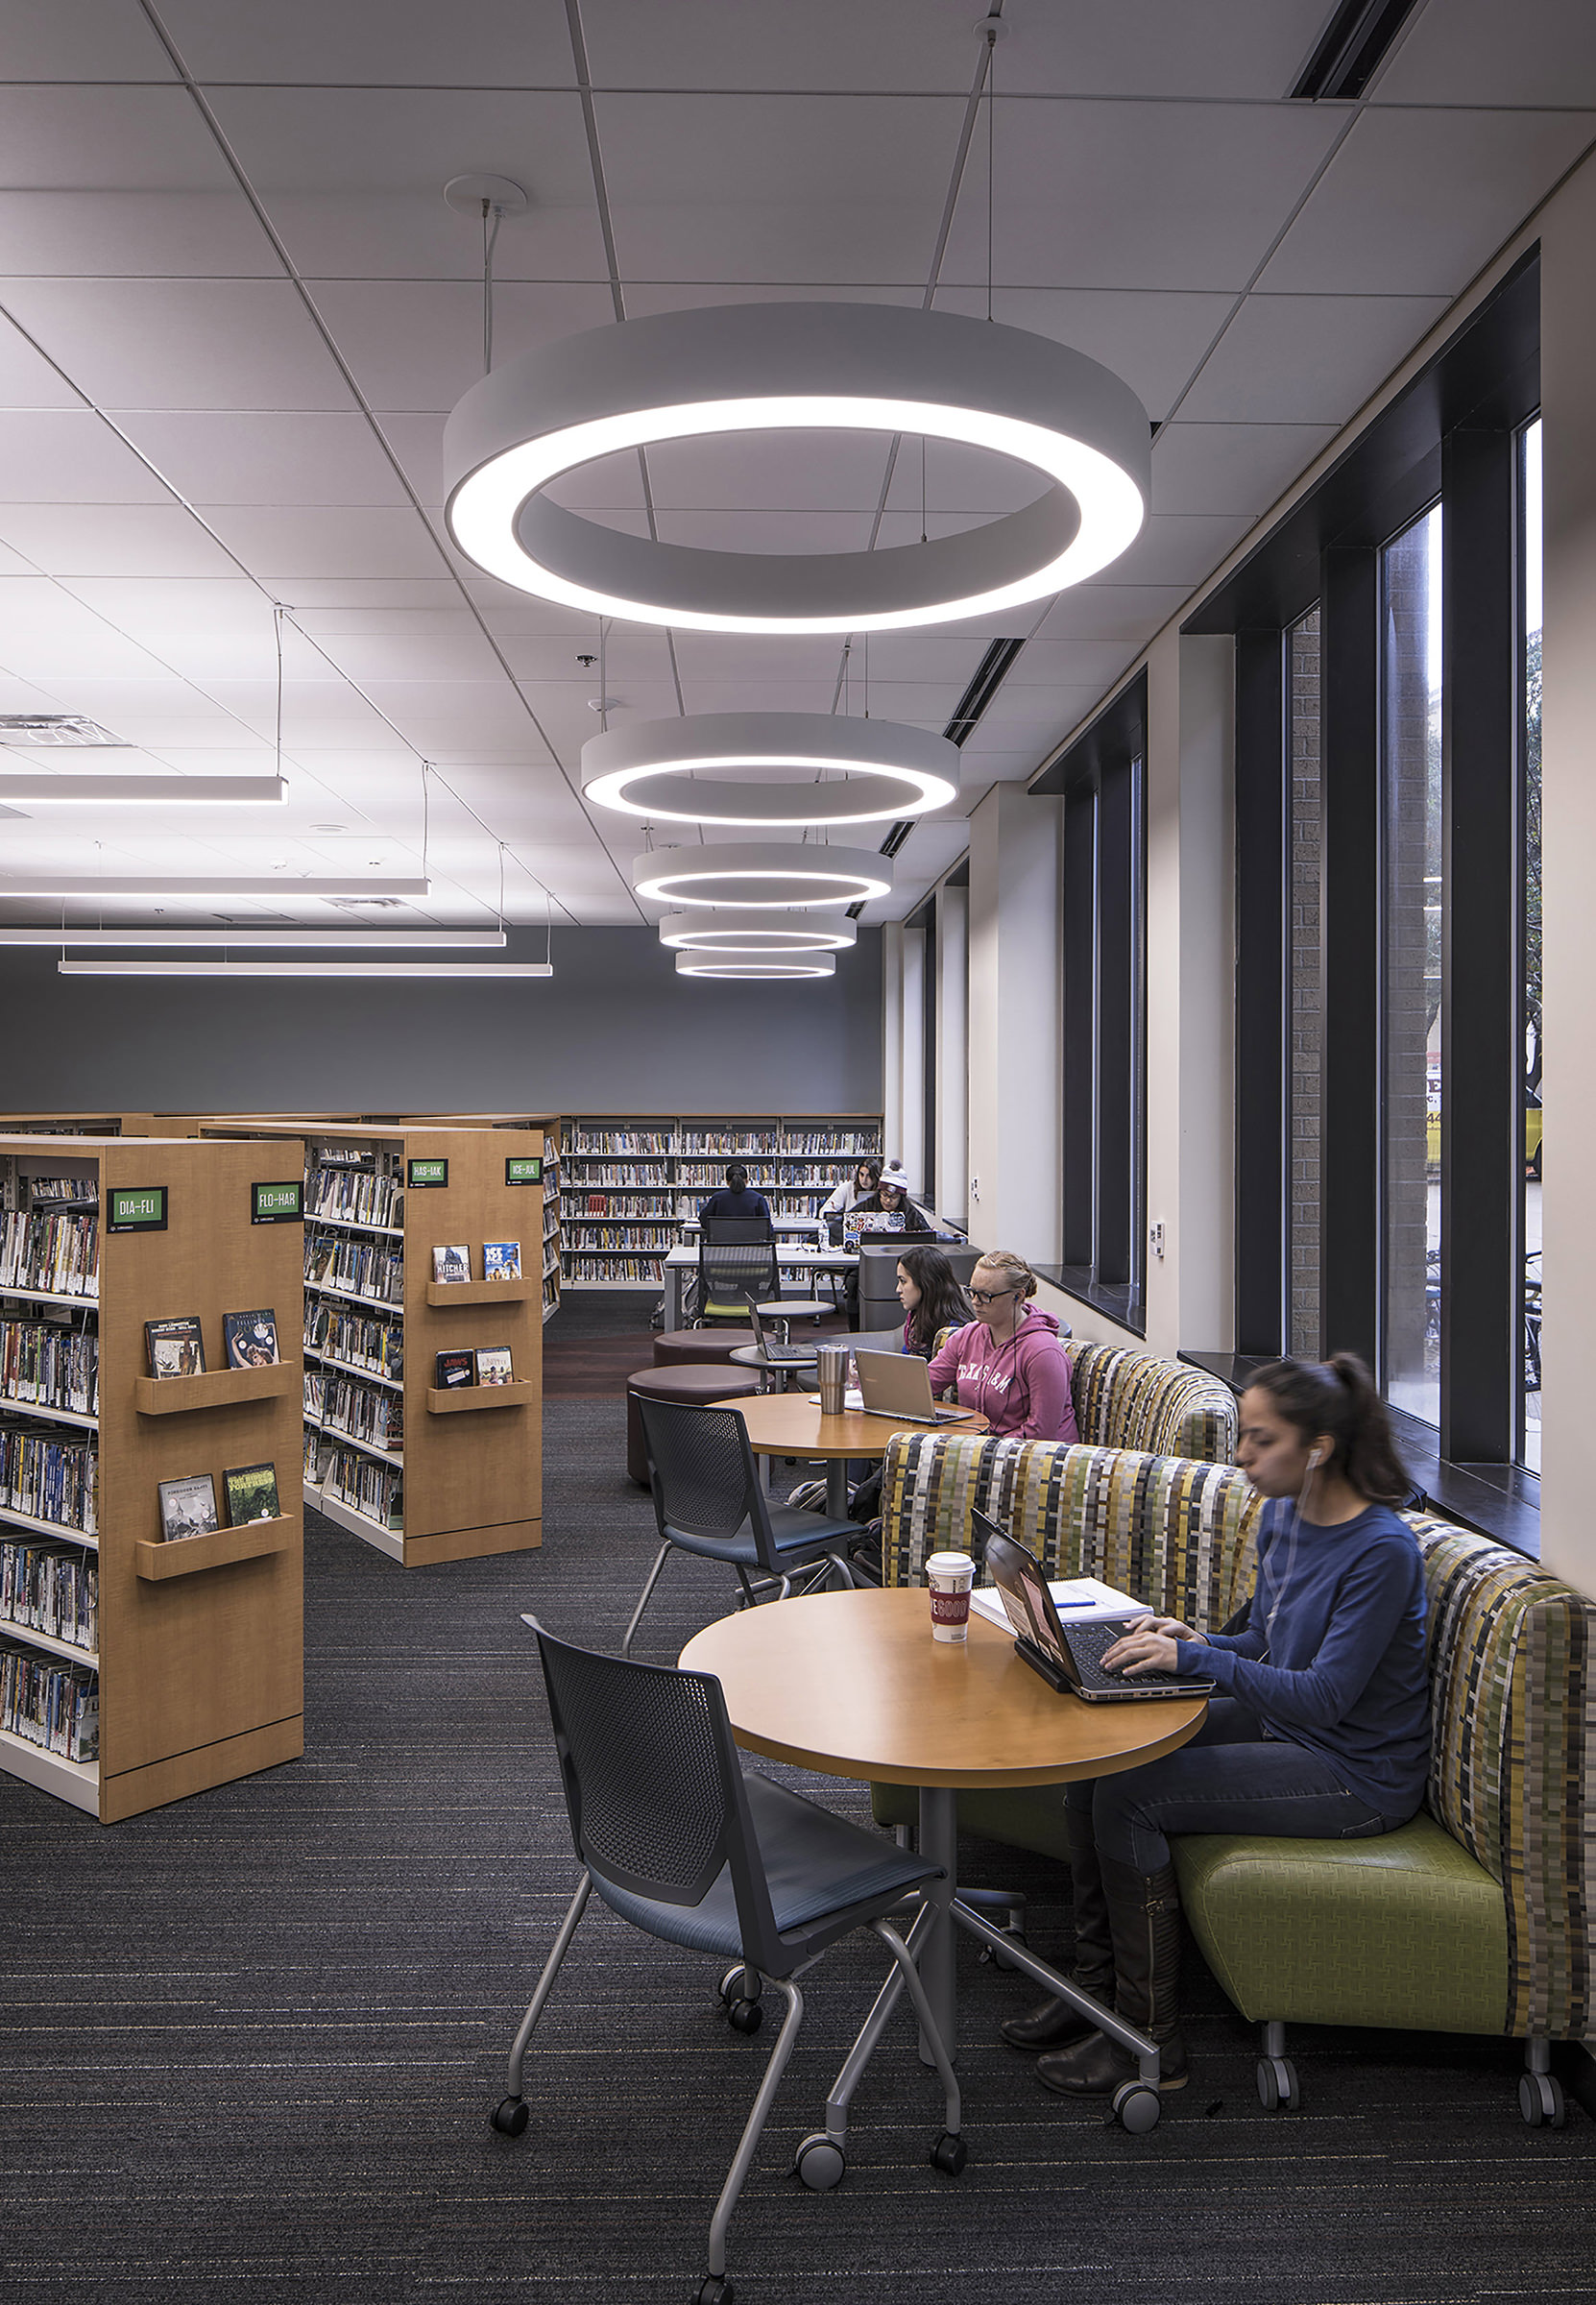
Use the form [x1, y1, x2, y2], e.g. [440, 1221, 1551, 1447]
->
[896, 1245, 975, 1357]
[1246, 1352, 1412, 1506]
[972, 1248, 1039, 1303]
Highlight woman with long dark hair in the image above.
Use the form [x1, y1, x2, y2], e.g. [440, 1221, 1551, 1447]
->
[893, 1245, 974, 1359]
[1002, 1351, 1429, 2100]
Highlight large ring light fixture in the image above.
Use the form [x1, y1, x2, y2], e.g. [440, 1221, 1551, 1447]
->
[444, 302, 1150, 634]
[584, 712, 958, 829]
[633, 843, 890, 910]
[675, 952, 835, 981]
[659, 908, 857, 955]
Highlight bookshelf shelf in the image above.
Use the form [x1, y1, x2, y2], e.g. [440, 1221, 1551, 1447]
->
[309, 1486, 405, 1560]
[426, 1380, 537, 1415]
[305, 1279, 402, 1312]
[318, 1426, 403, 1469]
[133, 1363, 299, 1418]
[424, 1277, 532, 1308]
[134, 1517, 293, 1583]
[304, 1347, 402, 1393]
[303, 1214, 405, 1240]
[0, 1130, 305, 1823]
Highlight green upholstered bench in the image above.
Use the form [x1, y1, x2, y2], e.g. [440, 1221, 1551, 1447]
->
[871, 1430, 1596, 2126]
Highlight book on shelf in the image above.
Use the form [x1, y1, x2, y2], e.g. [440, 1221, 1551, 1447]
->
[474, 1347, 513, 1386]
[435, 1348, 475, 1390]
[0, 1206, 100, 1298]
[224, 1308, 279, 1369]
[1, 1536, 98, 1653]
[482, 1241, 521, 1280]
[223, 1461, 279, 1525]
[0, 1424, 99, 1534]
[322, 1371, 402, 1451]
[304, 1231, 403, 1303]
[157, 1471, 219, 1543]
[431, 1244, 471, 1283]
[145, 1316, 205, 1379]
[27, 1177, 98, 1207]
[0, 1641, 98, 1761]
[0, 1318, 98, 1417]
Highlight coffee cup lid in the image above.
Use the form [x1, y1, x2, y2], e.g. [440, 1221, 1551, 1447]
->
[925, 1549, 975, 1575]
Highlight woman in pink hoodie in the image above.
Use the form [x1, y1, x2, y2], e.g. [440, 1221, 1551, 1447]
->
[925, 1250, 1077, 1442]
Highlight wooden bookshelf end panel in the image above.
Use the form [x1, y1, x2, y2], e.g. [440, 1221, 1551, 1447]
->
[425, 1380, 538, 1414]
[133, 1362, 299, 1416]
[134, 1516, 294, 1581]
[423, 1277, 532, 1307]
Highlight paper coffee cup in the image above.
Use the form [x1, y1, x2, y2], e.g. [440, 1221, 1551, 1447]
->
[925, 1549, 975, 1642]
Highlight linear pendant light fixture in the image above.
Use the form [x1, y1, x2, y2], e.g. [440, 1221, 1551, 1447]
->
[445, 302, 1149, 634]
[633, 844, 891, 910]
[0, 927, 505, 949]
[583, 712, 957, 829]
[59, 959, 551, 981]
[0, 875, 430, 899]
[0, 774, 288, 807]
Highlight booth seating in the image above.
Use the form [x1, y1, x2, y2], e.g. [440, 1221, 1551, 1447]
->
[625, 1362, 760, 1488]
[651, 1326, 757, 1369]
[868, 1426, 1596, 2123]
[1066, 1339, 1238, 1463]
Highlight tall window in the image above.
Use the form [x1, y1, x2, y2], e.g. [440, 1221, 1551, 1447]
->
[1381, 505, 1443, 1424]
[1289, 608, 1323, 1358]
[1521, 417, 1543, 1468]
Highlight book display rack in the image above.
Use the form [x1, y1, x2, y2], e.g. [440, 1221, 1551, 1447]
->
[559, 1115, 883, 1289]
[195, 1122, 544, 1568]
[0, 1134, 303, 1822]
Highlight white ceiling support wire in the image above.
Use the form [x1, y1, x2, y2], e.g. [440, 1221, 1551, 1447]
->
[482, 198, 503, 376]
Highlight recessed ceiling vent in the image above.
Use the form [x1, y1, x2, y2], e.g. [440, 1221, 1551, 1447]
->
[1291, 0, 1421, 99]
[0, 714, 131, 747]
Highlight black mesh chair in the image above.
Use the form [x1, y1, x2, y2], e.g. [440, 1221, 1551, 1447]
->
[625, 1395, 858, 1656]
[492, 1621, 965, 2304]
[695, 1235, 780, 1325]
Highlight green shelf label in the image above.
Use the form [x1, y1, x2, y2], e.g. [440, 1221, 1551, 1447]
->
[505, 1155, 544, 1185]
[407, 1157, 449, 1188]
[252, 1179, 303, 1225]
[107, 1185, 167, 1233]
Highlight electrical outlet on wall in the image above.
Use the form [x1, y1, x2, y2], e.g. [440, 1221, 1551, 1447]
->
[969, 1175, 979, 1202]
[1149, 1219, 1166, 1260]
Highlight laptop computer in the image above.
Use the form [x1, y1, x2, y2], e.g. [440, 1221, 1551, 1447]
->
[981, 1524, 1216, 1704]
[748, 1302, 818, 1369]
[854, 1348, 970, 1425]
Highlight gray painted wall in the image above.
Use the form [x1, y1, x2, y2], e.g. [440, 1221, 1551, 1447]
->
[0, 926, 883, 1116]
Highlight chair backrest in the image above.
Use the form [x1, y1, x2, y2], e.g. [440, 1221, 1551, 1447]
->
[701, 1215, 776, 1246]
[1066, 1341, 1238, 1464]
[698, 1236, 780, 1317]
[636, 1393, 778, 1565]
[532, 1621, 781, 1954]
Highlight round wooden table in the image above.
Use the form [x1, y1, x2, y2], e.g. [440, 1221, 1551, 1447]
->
[681, 1586, 1205, 2063]
[710, 1390, 987, 1512]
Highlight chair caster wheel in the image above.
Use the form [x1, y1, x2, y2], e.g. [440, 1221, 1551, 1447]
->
[490, 2097, 529, 2137]
[794, 2132, 846, 2191]
[1112, 2080, 1161, 2133]
[727, 1997, 763, 2035]
[1256, 2055, 1299, 2112]
[1519, 2071, 1565, 2128]
[929, 2130, 967, 2175]
[695, 2276, 733, 2304]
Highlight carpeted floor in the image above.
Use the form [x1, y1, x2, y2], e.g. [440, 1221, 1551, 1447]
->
[1, 1397, 1590, 2305]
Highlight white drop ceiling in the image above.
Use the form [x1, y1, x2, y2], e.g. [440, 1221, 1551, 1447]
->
[0, 0, 1591, 933]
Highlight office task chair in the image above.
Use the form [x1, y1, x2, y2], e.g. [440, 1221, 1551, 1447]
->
[695, 1236, 780, 1325]
[493, 1622, 966, 2304]
[625, 1395, 858, 1657]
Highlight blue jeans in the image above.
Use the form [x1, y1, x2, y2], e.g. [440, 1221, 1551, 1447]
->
[1066, 1699, 1400, 1873]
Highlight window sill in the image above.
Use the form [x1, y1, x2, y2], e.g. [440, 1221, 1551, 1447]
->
[1177, 1354, 1539, 1560]
[1034, 1267, 1145, 1338]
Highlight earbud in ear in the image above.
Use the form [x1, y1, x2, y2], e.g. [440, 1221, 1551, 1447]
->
[1307, 1448, 1322, 1470]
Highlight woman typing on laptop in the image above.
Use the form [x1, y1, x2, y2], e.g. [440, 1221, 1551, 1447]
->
[1002, 1353, 1429, 2100]
[924, 1250, 1076, 1442]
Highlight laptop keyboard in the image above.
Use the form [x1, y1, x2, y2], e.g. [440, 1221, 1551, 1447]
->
[1062, 1617, 1192, 1689]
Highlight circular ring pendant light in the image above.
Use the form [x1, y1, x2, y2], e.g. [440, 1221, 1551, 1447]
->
[444, 302, 1149, 634]
[659, 908, 857, 955]
[675, 952, 835, 981]
[634, 843, 891, 910]
[584, 712, 957, 829]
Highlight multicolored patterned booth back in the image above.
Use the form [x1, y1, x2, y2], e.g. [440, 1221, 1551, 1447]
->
[879, 1431, 1262, 1634]
[1408, 1516, 1595, 2040]
[1066, 1342, 1238, 1464]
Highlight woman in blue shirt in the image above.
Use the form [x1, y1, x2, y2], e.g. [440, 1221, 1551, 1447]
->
[1003, 1352, 1430, 2100]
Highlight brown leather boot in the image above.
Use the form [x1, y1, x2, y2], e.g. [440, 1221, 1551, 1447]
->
[1035, 1856, 1188, 2095]
[1001, 1808, 1115, 2050]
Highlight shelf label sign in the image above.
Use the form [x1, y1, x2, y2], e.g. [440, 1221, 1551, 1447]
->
[107, 1185, 168, 1233]
[407, 1157, 448, 1189]
[252, 1179, 303, 1225]
[505, 1154, 544, 1185]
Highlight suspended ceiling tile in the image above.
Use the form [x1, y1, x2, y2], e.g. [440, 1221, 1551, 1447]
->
[930, 283, 1235, 425]
[594, 92, 966, 281]
[155, 0, 578, 85]
[1258, 107, 1596, 296]
[620, 280, 925, 317]
[0, 413, 174, 504]
[0, 279, 356, 413]
[998, 1, 1336, 99]
[1151, 421, 1341, 516]
[881, 433, 1060, 519]
[1177, 291, 1454, 422]
[287, 606, 485, 640]
[200, 506, 451, 583]
[0, 192, 279, 280]
[874, 510, 1005, 550]
[1104, 512, 1252, 588]
[276, 578, 472, 610]
[938, 99, 1345, 291]
[0, 314, 82, 411]
[0, 503, 241, 579]
[582, 1, 976, 92]
[306, 630, 507, 684]
[947, 748, 1052, 786]
[651, 508, 877, 553]
[0, 0, 181, 77]
[115, 412, 411, 510]
[1373, 0, 1596, 107]
[497, 629, 676, 684]
[641, 431, 892, 514]
[668, 634, 846, 687]
[1032, 584, 1193, 643]
[311, 280, 618, 414]
[0, 85, 240, 193]
[1002, 638, 1142, 687]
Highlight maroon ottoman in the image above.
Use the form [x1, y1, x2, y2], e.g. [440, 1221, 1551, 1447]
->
[626, 1362, 761, 1488]
[651, 1326, 757, 1369]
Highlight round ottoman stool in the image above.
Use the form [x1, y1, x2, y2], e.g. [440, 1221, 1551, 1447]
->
[626, 1362, 761, 1488]
[651, 1326, 757, 1369]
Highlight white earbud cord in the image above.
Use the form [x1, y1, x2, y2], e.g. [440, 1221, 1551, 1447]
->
[1261, 1455, 1318, 1657]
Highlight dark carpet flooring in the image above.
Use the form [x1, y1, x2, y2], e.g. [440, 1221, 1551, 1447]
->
[1, 1389, 1591, 2305]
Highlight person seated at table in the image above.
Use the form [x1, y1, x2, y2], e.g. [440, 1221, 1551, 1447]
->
[820, 1158, 881, 1222]
[924, 1250, 1076, 1441]
[697, 1161, 772, 1233]
[1002, 1351, 1429, 2100]
[848, 1177, 932, 1235]
[894, 1246, 974, 1359]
